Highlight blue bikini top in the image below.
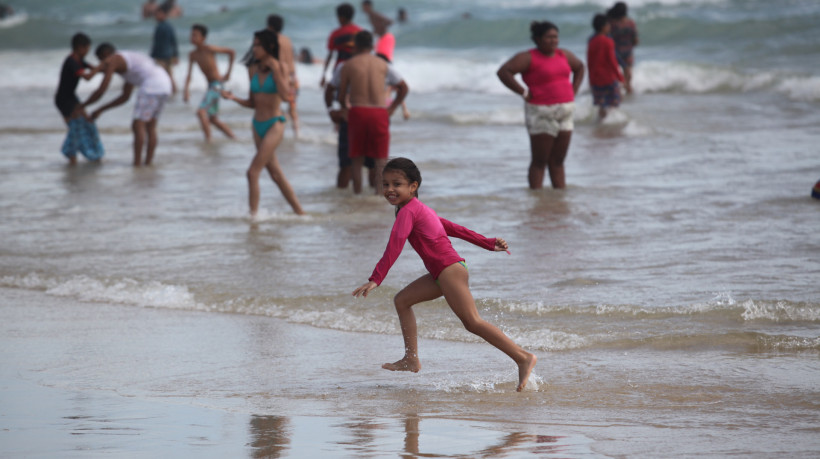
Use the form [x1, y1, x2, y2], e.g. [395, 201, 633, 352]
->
[250, 72, 277, 94]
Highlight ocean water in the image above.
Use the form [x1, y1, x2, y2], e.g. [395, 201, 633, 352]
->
[1, 0, 819, 456]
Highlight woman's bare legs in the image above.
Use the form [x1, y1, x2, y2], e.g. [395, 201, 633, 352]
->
[248, 121, 304, 216]
[546, 130, 572, 189]
[528, 133, 554, 189]
[265, 153, 304, 215]
[528, 130, 572, 189]
[437, 263, 537, 391]
[383, 274, 443, 372]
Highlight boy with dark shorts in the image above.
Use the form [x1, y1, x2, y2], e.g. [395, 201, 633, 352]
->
[608, 1, 639, 94]
[587, 14, 623, 119]
[150, 4, 178, 95]
[320, 3, 361, 87]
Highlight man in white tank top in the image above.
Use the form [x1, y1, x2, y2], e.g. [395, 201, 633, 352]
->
[82, 43, 172, 166]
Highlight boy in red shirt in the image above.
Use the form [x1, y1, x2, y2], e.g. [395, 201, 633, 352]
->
[320, 3, 361, 87]
[587, 14, 623, 119]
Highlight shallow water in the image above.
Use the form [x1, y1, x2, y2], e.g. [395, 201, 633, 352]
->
[4, 289, 819, 457]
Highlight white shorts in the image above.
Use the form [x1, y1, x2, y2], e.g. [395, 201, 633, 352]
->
[133, 92, 169, 122]
[524, 101, 575, 137]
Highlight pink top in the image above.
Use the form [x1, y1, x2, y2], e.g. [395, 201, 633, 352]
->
[369, 198, 496, 285]
[376, 32, 395, 62]
[521, 48, 575, 105]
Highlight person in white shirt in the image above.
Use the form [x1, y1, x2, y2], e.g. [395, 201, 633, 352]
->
[84, 43, 173, 166]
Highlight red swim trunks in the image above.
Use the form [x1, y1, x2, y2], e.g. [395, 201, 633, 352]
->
[347, 106, 390, 159]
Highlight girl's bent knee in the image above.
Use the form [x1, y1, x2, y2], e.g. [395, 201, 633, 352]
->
[460, 317, 484, 335]
[393, 293, 413, 311]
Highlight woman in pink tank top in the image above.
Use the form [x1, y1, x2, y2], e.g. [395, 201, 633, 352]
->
[497, 21, 585, 189]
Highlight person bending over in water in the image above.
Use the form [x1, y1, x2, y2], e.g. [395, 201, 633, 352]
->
[352, 157, 537, 392]
[85, 43, 172, 166]
[222, 29, 304, 217]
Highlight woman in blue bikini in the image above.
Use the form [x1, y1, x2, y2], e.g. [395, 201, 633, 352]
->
[223, 29, 304, 216]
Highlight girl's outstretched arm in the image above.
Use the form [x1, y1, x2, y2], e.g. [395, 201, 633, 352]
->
[440, 218, 497, 251]
[352, 281, 378, 298]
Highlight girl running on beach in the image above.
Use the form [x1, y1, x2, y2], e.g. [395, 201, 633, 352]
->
[352, 157, 537, 391]
[223, 29, 303, 217]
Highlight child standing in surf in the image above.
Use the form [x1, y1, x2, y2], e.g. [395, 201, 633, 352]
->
[352, 157, 537, 391]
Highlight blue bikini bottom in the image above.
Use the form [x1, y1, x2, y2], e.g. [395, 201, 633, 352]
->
[252, 116, 286, 138]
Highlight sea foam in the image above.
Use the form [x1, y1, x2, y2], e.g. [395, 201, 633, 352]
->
[1, 272, 205, 311]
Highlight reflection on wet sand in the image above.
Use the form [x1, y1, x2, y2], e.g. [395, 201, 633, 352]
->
[337, 417, 389, 453]
[249, 415, 290, 458]
[248, 412, 583, 457]
[401, 415, 419, 458]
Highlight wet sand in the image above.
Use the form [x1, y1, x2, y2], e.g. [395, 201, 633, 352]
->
[0, 287, 598, 457]
[3, 287, 820, 457]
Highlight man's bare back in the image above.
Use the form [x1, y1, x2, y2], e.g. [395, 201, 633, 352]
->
[277, 33, 295, 79]
[340, 53, 389, 107]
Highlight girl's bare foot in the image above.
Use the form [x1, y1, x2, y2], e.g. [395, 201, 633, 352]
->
[382, 357, 421, 373]
[516, 353, 537, 392]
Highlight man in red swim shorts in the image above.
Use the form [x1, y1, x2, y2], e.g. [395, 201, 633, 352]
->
[338, 30, 408, 194]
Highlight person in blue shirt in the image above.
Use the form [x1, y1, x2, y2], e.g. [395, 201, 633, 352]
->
[150, 4, 178, 94]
